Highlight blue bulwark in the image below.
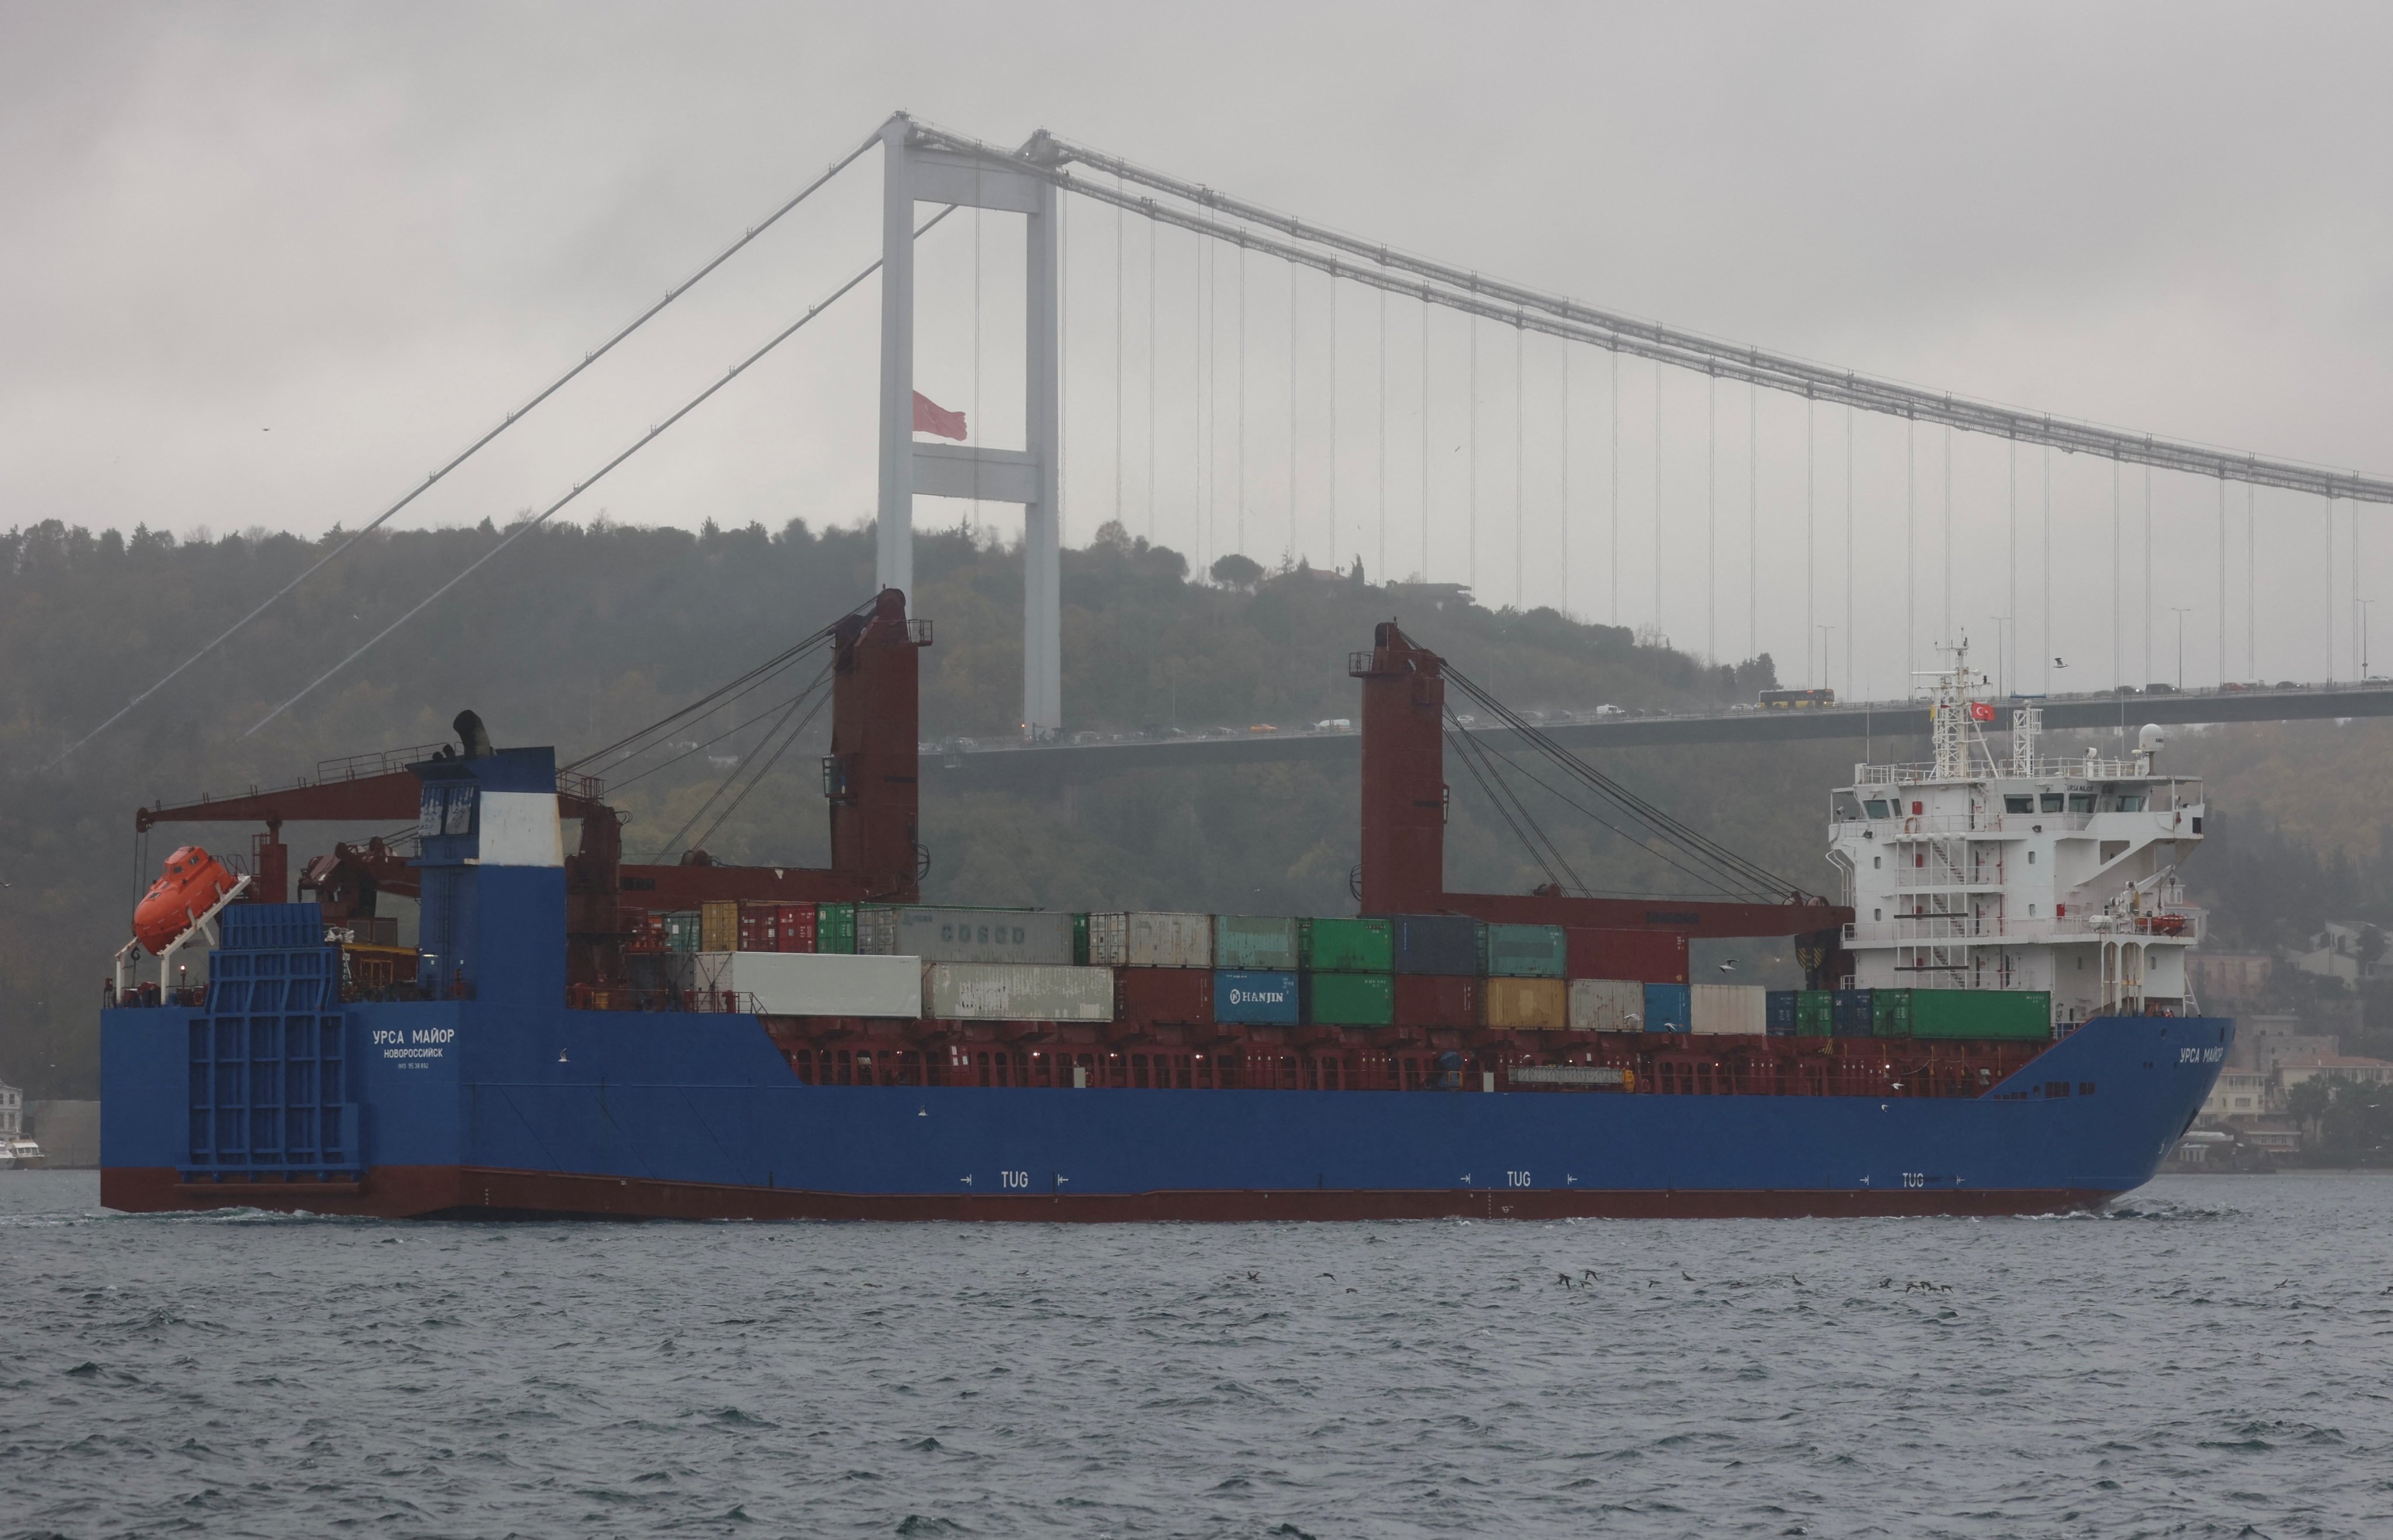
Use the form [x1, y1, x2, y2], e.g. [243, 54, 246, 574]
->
[219, 902, 328, 951]
[182, 944, 360, 1181]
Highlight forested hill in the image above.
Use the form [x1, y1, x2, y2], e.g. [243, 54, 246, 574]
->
[0, 514, 1785, 1097]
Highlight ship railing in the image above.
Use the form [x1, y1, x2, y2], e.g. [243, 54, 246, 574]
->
[1858, 755, 2160, 786]
[315, 744, 451, 783]
[1845, 907, 2205, 946]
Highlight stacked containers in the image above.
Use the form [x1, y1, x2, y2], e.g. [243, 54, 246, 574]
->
[1564, 927, 1689, 984]
[1215, 915, 1301, 970]
[774, 903, 819, 953]
[858, 906, 1073, 965]
[1642, 981, 1692, 1033]
[1300, 917, 1393, 1026]
[1484, 976, 1567, 1029]
[1086, 913, 1213, 967]
[1831, 988, 1875, 1037]
[1870, 988, 1914, 1038]
[662, 911, 702, 955]
[1391, 915, 1482, 975]
[699, 900, 739, 955]
[1766, 990, 1798, 1035]
[1394, 974, 1478, 1028]
[815, 903, 857, 954]
[1691, 983, 1767, 1035]
[1904, 988, 2054, 1041]
[1116, 966, 1213, 1024]
[1305, 972, 1396, 1026]
[1301, 918, 1393, 972]
[1568, 978, 1644, 1031]
[924, 962, 1114, 1021]
[1215, 969, 1299, 1025]
[1796, 990, 1834, 1036]
[1482, 924, 1567, 977]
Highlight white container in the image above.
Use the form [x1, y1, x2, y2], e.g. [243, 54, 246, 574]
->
[1085, 911, 1213, 968]
[688, 952, 920, 1018]
[924, 962, 1114, 1022]
[857, 906, 1074, 965]
[1691, 983, 1768, 1035]
[1567, 978, 1644, 1032]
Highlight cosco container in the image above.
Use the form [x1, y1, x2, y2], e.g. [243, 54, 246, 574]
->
[1116, 967, 1213, 1024]
[1393, 974, 1477, 1028]
[1086, 912, 1213, 969]
[1691, 983, 1767, 1035]
[1214, 969, 1300, 1025]
[857, 906, 1073, 965]
[662, 911, 701, 955]
[685, 952, 919, 1017]
[1909, 988, 2053, 1041]
[1214, 916, 1301, 971]
[1481, 923, 1567, 978]
[815, 902, 856, 954]
[1642, 981, 1692, 1033]
[699, 900, 739, 955]
[1831, 988, 1875, 1037]
[1390, 914, 1483, 976]
[1568, 978, 1644, 1032]
[1565, 927, 1689, 984]
[923, 962, 1114, 1022]
[1303, 971, 1394, 1026]
[1483, 976, 1567, 1029]
[1300, 917, 1393, 973]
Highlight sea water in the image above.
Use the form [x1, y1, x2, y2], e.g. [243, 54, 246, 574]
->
[2, 1171, 2388, 1537]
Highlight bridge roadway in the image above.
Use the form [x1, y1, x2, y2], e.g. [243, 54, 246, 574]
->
[926, 684, 2393, 790]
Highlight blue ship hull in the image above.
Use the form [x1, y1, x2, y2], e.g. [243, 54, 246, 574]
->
[101, 1000, 2232, 1220]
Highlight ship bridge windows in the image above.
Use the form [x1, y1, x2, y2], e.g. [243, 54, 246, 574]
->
[2005, 795, 2034, 814]
[1864, 799, 1892, 820]
[2114, 793, 2146, 812]
[2068, 793, 2096, 814]
[2040, 793, 2065, 813]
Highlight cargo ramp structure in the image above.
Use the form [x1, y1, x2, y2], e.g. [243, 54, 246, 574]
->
[99, 605, 2228, 1220]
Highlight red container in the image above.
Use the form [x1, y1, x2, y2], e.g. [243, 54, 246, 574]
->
[1565, 928, 1688, 984]
[624, 910, 666, 955]
[1394, 974, 1478, 1028]
[737, 907, 771, 952]
[1116, 967, 1213, 1025]
[775, 903, 818, 953]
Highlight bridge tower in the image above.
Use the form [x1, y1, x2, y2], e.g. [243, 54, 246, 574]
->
[876, 113, 1064, 740]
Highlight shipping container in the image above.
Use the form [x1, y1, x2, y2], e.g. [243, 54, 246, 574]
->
[1766, 990, 1797, 1033]
[1568, 977, 1645, 1032]
[1086, 912, 1214, 969]
[1304, 971, 1395, 1026]
[1484, 976, 1568, 1029]
[1642, 981, 1692, 1032]
[1300, 917, 1394, 973]
[1909, 988, 2053, 1041]
[1871, 988, 1914, 1038]
[1564, 927, 1690, 984]
[1831, 988, 1875, 1037]
[662, 911, 701, 955]
[1393, 973, 1478, 1028]
[1390, 914, 1483, 976]
[815, 902, 856, 954]
[1691, 983, 1768, 1035]
[1116, 966, 1214, 1024]
[1214, 915, 1302, 971]
[1797, 990, 1835, 1037]
[774, 903, 817, 953]
[1482, 923, 1568, 978]
[1072, 913, 1089, 965]
[857, 906, 1073, 965]
[699, 900, 739, 955]
[1214, 969, 1300, 1025]
[924, 962, 1114, 1022]
[686, 951, 919, 1017]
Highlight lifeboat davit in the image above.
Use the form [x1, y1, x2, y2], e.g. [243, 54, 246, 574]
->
[133, 845, 238, 955]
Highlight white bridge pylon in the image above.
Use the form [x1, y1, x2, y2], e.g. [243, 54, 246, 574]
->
[875, 115, 1064, 740]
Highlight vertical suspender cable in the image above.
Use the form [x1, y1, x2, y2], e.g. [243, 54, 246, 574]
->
[1653, 359, 1664, 636]
[1609, 348, 1619, 626]
[1748, 380, 1758, 662]
[1200, 234, 1213, 568]
[2352, 494, 2361, 678]
[1147, 215, 1157, 541]
[1059, 193, 1069, 546]
[1329, 274, 1339, 566]
[1236, 241, 1246, 557]
[2111, 458, 2122, 693]
[1942, 422, 1954, 646]
[2142, 463, 2153, 689]
[1561, 341, 1571, 619]
[1806, 394, 1816, 686]
[2325, 494, 2336, 679]
[1420, 299, 1429, 582]
[2008, 438, 2018, 695]
[2247, 482, 2256, 679]
[971, 203, 982, 536]
[2217, 476, 2226, 687]
[1289, 261, 1300, 564]
[1515, 319, 1525, 608]
[1377, 285, 1388, 584]
[2041, 446, 2052, 693]
[1468, 316, 1479, 589]
[1706, 371, 1717, 663]
[1114, 176, 1124, 532]
[1906, 417, 1916, 682]
[1846, 406, 1856, 698]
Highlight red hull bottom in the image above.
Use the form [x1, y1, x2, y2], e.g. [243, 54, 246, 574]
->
[104, 1166, 2113, 1221]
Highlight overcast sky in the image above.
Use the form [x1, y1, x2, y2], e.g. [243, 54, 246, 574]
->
[5, 3, 2389, 698]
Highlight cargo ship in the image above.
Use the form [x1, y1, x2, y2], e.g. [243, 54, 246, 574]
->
[98, 596, 2229, 1219]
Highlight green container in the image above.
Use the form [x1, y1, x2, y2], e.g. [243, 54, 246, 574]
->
[815, 902, 857, 955]
[1072, 913, 1090, 966]
[1481, 923, 1568, 978]
[1304, 972, 1395, 1026]
[1871, 987, 1914, 1037]
[1301, 917, 1393, 973]
[1910, 988, 2052, 1041]
[1215, 915, 1301, 970]
[663, 911, 701, 955]
[1795, 989, 1835, 1037]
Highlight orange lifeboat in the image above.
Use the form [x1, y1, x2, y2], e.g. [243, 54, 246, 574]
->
[133, 845, 238, 955]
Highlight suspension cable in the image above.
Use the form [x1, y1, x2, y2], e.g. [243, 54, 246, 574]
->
[43, 127, 882, 771]
[243, 207, 958, 737]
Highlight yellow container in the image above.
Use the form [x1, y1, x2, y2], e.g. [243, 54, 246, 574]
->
[700, 899, 740, 955]
[1482, 976, 1568, 1029]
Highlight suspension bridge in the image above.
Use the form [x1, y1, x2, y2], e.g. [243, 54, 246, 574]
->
[52, 110, 2393, 769]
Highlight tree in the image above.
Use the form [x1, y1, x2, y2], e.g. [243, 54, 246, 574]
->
[1208, 553, 1264, 590]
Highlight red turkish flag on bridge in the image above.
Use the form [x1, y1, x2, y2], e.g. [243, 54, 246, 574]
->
[1968, 701, 1997, 722]
[912, 391, 968, 441]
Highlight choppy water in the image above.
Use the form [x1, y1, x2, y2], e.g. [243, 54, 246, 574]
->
[3, 1173, 2391, 1538]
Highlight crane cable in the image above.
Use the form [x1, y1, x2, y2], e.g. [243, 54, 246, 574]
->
[43, 127, 884, 771]
[243, 206, 960, 738]
[654, 668, 835, 861]
[562, 603, 868, 774]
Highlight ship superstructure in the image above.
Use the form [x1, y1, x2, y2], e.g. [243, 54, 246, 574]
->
[1828, 646, 2205, 1028]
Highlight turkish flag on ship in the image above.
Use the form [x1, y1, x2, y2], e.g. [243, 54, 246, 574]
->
[1968, 701, 1997, 722]
[912, 391, 967, 440]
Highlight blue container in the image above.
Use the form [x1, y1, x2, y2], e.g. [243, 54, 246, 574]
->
[1832, 988, 1876, 1037]
[219, 903, 327, 952]
[1642, 982, 1691, 1033]
[1214, 969, 1300, 1025]
[1390, 915, 1483, 976]
[1765, 990, 1798, 1035]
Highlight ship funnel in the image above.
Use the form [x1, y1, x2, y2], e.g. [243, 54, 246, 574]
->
[453, 710, 494, 759]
